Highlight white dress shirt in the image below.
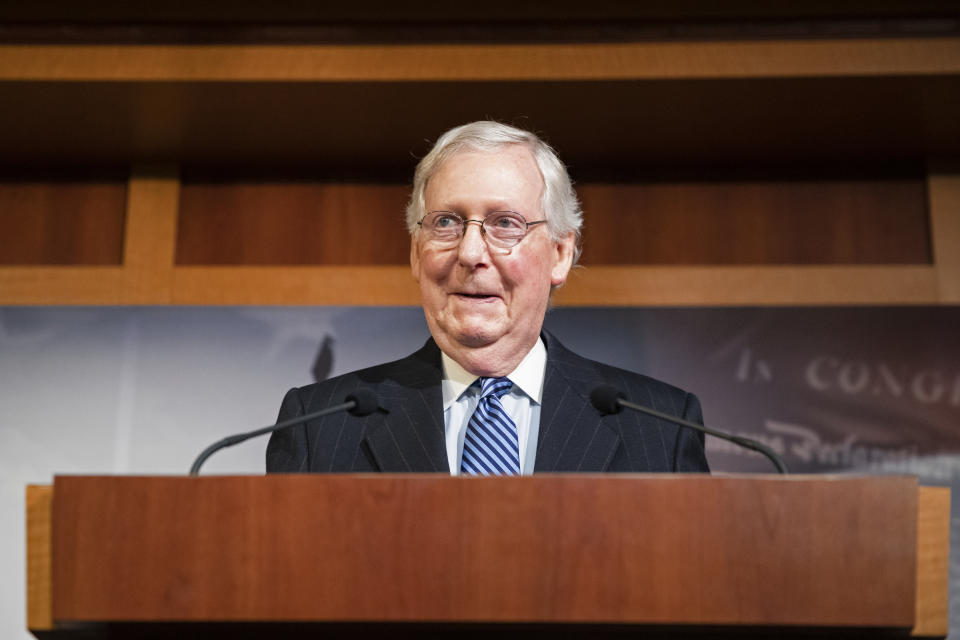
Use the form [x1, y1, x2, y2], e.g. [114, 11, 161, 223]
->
[441, 338, 547, 475]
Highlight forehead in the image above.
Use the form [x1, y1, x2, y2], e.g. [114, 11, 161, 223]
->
[425, 145, 544, 209]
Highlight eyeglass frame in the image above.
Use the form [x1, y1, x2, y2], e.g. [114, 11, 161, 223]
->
[416, 210, 548, 249]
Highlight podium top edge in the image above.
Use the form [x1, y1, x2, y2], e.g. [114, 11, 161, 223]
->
[46, 472, 923, 483]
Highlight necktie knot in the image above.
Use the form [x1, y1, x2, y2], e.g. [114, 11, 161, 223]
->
[479, 376, 512, 400]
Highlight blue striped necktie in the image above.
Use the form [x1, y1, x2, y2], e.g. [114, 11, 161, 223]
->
[460, 377, 521, 476]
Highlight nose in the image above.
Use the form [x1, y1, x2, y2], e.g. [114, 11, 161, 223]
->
[457, 219, 489, 266]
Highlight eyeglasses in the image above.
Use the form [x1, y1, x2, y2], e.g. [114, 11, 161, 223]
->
[416, 211, 547, 249]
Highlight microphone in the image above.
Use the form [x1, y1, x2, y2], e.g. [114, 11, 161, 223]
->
[189, 388, 379, 475]
[589, 385, 788, 474]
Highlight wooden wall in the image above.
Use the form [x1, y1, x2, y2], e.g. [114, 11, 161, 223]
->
[1, 8, 958, 305]
[170, 180, 931, 267]
[1, 169, 954, 305]
[0, 180, 126, 265]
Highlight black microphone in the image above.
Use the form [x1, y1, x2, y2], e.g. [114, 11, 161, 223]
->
[189, 388, 379, 475]
[589, 385, 788, 474]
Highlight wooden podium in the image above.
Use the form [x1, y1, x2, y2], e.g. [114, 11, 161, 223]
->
[27, 474, 949, 638]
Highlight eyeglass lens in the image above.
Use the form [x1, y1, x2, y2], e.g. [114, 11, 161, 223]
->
[422, 211, 529, 247]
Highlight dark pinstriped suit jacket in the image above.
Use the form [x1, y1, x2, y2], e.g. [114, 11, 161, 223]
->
[266, 331, 710, 473]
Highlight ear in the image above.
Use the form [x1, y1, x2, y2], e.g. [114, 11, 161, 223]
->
[410, 234, 421, 283]
[550, 232, 576, 287]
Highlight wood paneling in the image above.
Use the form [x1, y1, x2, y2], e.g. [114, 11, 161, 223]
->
[0, 264, 938, 305]
[914, 486, 950, 637]
[177, 183, 410, 265]
[0, 267, 135, 304]
[125, 166, 179, 270]
[928, 172, 960, 302]
[0, 172, 944, 303]
[172, 266, 420, 304]
[3, 39, 959, 81]
[50, 475, 920, 627]
[557, 265, 938, 305]
[2, 78, 958, 169]
[0, 181, 126, 265]
[122, 165, 180, 302]
[26, 485, 52, 632]
[175, 180, 929, 266]
[578, 180, 930, 264]
[0, 28, 955, 305]
[29, 477, 951, 635]
[1, 39, 959, 168]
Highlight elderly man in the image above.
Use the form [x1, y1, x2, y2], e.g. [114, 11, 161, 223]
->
[267, 121, 709, 474]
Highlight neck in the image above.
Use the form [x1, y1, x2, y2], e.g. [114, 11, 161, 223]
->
[438, 334, 538, 378]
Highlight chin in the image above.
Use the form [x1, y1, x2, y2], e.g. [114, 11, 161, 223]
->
[438, 310, 502, 344]
[452, 326, 500, 348]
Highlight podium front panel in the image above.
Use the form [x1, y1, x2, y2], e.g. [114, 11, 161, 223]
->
[49, 474, 917, 629]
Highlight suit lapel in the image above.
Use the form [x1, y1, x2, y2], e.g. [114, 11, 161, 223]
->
[358, 333, 620, 473]
[535, 333, 621, 472]
[362, 340, 450, 473]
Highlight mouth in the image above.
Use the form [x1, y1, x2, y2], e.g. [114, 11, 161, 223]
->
[455, 292, 500, 302]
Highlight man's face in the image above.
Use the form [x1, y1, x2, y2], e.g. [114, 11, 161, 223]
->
[410, 145, 575, 377]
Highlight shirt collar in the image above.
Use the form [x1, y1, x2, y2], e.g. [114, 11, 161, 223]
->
[440, 337, 547, 410]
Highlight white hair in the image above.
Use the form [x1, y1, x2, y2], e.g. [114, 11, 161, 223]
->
[405, 121, 583, 264]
